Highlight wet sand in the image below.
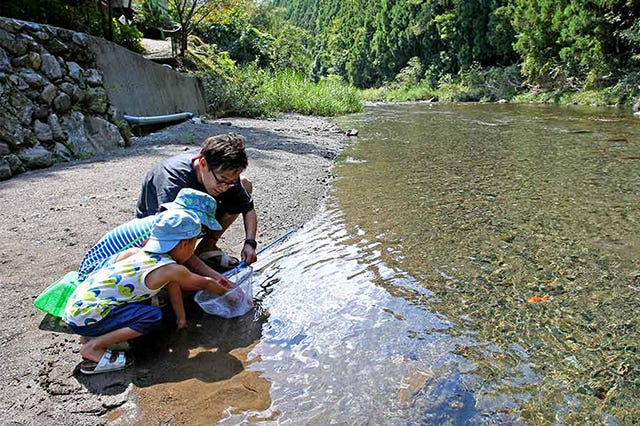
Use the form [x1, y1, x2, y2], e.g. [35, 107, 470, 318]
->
[0, 114, 346, 424]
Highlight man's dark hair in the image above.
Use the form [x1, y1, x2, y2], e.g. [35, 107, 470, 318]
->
[201, 133, 248, 171]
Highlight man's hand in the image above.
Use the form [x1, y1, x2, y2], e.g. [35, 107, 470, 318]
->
[241, 240, 257, 265]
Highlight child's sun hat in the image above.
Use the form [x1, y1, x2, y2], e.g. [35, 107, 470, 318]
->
[143, 209, 202, 253]
[160, 188, 222, 231]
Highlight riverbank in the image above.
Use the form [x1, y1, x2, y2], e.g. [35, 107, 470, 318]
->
[0, 114, 347, 424]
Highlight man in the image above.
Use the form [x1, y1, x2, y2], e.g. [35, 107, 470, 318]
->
[136, 133, 258, 270]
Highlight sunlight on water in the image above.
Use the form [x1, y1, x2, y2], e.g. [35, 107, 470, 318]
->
[220, 206, 543, 424]
[220, 104, 639, 424]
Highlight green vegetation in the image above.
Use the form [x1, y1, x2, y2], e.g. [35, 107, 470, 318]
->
[1, 0, 143, 54]
[181, 2, 362, 117]
[273, 0, 640, 107]
[6, 0, 634, 114]
[196, 61, 362, 117]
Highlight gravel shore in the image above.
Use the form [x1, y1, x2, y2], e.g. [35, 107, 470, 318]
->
[0, 114, 347, 424]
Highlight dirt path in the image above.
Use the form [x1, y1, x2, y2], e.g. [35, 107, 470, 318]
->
[0, 114, 347, 424]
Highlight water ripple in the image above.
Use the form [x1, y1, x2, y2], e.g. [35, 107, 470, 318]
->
[220, 205, 535, 424]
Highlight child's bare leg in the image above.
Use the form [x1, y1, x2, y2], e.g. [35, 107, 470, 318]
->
[80, 327, 142, 362]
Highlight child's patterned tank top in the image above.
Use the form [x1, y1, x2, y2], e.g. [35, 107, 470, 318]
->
[63, 250, 175, 327]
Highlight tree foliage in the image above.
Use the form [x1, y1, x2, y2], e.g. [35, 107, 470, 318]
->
[271, 0, 640, 96]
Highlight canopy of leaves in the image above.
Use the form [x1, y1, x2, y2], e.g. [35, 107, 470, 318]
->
[271, 0, 640, 93]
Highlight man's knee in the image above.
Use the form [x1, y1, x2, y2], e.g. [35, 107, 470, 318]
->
[241, 175, 253, 194]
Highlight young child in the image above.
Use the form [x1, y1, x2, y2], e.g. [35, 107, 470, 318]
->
[78, 188, 229, 284]
[63, 209, 231, 375]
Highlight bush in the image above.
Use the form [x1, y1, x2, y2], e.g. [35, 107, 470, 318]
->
[133, 0, 172, 29]
[112, 19, 144, 53]
[197, 64, 362, 117]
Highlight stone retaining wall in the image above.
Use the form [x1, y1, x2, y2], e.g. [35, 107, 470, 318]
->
[0, 17, 206, 180]
[0, 18, 128, 180]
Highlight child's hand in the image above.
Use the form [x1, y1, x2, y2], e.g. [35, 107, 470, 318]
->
[219, 276, 235, 290]
[176, 318, 187, 329]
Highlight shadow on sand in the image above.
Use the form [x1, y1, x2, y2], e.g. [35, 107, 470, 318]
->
[38, 296, 268, 396]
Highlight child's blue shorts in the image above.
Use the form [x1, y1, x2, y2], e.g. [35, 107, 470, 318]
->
[68, 302, 162, 337]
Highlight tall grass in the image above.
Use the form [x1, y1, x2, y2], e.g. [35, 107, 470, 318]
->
[265, 70, 363, 116]
[197, 65, 363, 117]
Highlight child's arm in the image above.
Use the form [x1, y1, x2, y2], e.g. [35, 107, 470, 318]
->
[146, 264, 231, 296]
[182, 255, 234, 291]
[167, 282, 187, 328]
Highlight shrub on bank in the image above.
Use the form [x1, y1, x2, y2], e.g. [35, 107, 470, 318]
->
[197, 64, 363, 117]
[361, 65, 522, 103]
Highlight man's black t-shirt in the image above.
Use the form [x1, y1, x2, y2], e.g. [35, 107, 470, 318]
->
[136, 151, 253, 218]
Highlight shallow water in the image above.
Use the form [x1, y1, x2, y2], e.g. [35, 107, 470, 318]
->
[223, 104, 640, 424]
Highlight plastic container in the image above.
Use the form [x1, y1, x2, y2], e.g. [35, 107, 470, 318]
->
[33, 271, 79, 318]
[194, 266, 254, 318]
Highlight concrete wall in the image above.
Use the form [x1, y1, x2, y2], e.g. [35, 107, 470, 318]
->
[89, 37, 206, 117]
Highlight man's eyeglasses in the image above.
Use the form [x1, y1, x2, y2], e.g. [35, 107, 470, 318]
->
[211, 169, 236, 187]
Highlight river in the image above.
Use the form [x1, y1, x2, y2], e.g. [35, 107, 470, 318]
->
[223, 103, 640, 424]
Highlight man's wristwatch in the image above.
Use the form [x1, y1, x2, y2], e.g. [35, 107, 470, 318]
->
[244, 238, 257, 249]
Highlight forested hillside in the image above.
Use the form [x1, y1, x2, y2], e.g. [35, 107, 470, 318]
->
[272, 0, 640, 104]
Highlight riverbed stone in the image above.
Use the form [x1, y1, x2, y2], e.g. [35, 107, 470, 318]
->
[0, 117, 25, 148]
[24, 88, 41, 101]
[33, 105, 50, 120]
[72, 32, 89, 49]
[60, 111, 93, 157]
[0, 18, 23, 33]
[20, 69, 45, 88]
[57, 28, 72, 41]
[85, 116, 126, 153]
[66, 62, 83, 82]
[34, 120, 53, 142]
[45, 38, 68, 56]
[20, 34, 40, 52]
[12, 54, 31, 68]
[0, 158, 11, 179]
[84, 68, 103, 87]
[54, 142, 73, 162]
[23, 22, 41, 33]
[5, 153, 25, 174]
[40, 53, 63, 81]
[9, 74, 28, 90]
[0, 47, 12, 72]
[29, 52, 41, 70]
[9, 90, 34, 126]
[0, 28, 27, 56]
[9, 74, 29, 90]
[0, 141, 10, 156]
[31, 29, 52, 44]
[53, 92, 72, 113]
[59, 82, 80, 101]
[49, 114, 65, 141]
[18, 145, 53, 169]
[41, 83, 57, 104]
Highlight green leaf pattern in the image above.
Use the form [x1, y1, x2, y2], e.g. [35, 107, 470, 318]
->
[63, 252, 175, 327]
